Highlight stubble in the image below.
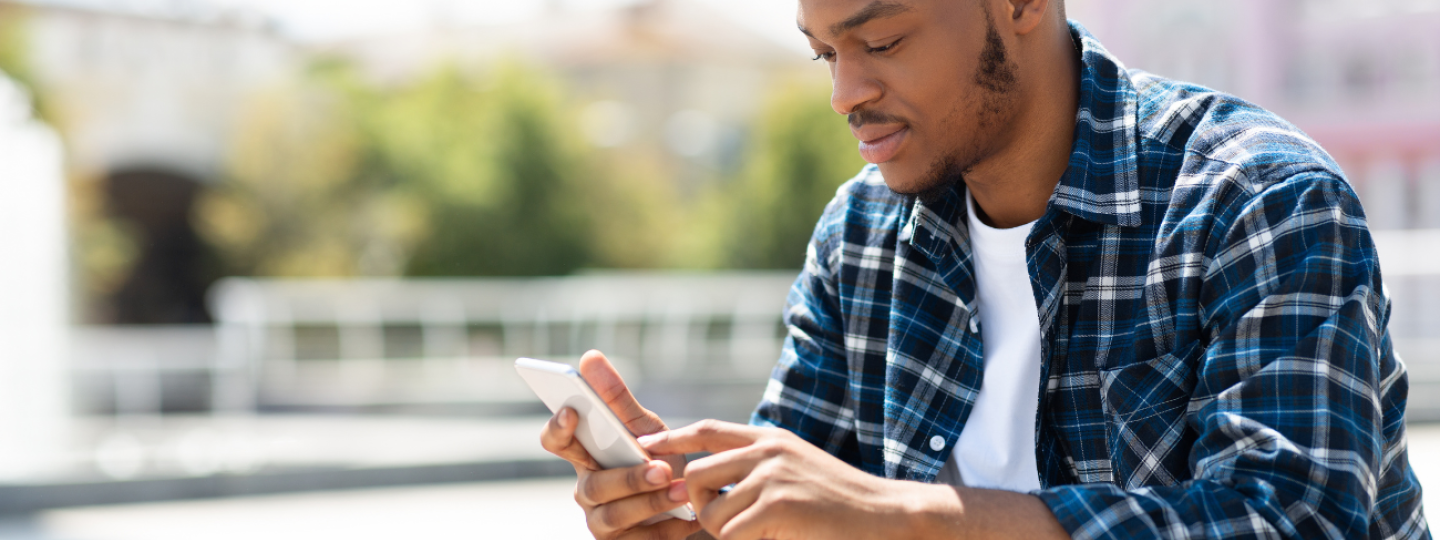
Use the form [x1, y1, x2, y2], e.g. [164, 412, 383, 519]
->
[914, 3, 1019, 204]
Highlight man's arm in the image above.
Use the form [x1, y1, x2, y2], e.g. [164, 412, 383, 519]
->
[749, 181, 862, 464]
[1034, 172, 1417, 539]
[650, 173, 1416, 540]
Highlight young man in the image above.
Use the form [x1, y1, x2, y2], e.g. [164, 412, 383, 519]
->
[542, 0, 1431, 538]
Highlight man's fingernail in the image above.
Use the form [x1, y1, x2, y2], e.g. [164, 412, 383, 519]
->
[637, 434, 656, 445]
[645, 464, 666, 486]
[557, 410, 571, 428]
[668, 481, 688, 502]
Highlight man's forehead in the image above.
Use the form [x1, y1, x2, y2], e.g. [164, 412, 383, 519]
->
[797, 0, 919, 39]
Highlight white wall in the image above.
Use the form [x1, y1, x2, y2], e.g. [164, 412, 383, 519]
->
[25, 7, 294, 180]
[0, 71, 70, 480]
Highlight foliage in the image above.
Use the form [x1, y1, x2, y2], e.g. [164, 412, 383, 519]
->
[584, 148, 688, 270]
[199, 59, 595, 277]
[70, 178, 142, 302]
[196, 74, 423, 277]
[10, 0, 866, 285]
[0, 7, 23, 74]
[709, 77, 867, 269]
[0, 5, 30, 91]
[0, 4, 51, 121]
[197, 53, 861, 277]
[370, 62, 593, 276]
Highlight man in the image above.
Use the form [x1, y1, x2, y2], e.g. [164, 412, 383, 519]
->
[542, 0, 1431, 538]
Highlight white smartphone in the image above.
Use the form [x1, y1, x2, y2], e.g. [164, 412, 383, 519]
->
[514, 357, 696, 522]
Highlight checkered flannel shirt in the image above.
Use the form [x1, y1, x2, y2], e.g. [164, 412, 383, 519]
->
[750, 22, 1429, 539]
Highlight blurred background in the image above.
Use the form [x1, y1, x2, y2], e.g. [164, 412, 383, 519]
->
[0, 0, 1436, 538]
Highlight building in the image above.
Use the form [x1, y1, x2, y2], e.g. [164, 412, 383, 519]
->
[1069, 0, 1440, 230]
[5, 0, 292, 179]
[1, 0, 295, 323]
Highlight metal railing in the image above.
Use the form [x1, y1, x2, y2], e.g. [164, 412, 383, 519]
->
[202, 272, 797, 414]
[63, 232, 1440, 419]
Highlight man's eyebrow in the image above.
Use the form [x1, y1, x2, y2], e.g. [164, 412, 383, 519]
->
[829, 1, 913, 37]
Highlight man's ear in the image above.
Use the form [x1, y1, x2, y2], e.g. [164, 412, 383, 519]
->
[1006, 0, 1050, 35]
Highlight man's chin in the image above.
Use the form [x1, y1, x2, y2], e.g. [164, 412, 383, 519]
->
[874, 162, 925, 195]
[875, 160, 961, 201]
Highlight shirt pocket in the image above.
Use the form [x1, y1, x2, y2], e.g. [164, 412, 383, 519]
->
[1098, 349, 1198, 488]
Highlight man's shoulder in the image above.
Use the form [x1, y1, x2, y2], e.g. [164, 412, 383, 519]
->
[1125, 69, 1361, 234]
[1128, 70, 1346, 195]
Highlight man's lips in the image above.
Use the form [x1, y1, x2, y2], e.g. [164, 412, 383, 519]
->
[854, 124, 908, 164]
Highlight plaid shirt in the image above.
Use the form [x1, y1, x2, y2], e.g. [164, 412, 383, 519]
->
[751, 22, 1429, 539]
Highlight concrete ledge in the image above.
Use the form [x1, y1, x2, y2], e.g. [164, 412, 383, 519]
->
[0, 459, 573, 515]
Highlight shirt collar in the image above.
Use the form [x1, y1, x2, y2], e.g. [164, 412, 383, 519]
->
[1052, 21, 1143, 228]
[902, 22, 1144, 253]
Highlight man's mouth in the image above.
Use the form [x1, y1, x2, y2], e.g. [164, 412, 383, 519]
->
[855, 125, 908, 164]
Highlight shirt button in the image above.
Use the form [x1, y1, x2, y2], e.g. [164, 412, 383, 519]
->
[968, 316, 979, 334]
[929, 435, 946, 452]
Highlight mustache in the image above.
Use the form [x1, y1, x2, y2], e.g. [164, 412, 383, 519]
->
[848, 109, 907, 129]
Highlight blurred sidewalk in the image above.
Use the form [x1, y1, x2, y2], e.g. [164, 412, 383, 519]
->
[0, 414, 571, 514]
[2, 422, 1439, 540]
[0, 478, 590, 540]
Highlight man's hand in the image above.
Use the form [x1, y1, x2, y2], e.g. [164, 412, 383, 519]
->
[640, 420, 1070, 540]
[638, 420, 917, 540]
[539, 350, 703, 540]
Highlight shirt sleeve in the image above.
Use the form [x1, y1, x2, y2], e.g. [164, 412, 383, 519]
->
[1036, 172, 1428, 539]
[749, 189, 862, 465]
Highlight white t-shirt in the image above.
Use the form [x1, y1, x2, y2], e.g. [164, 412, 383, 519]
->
[934, 190, 1043, 492]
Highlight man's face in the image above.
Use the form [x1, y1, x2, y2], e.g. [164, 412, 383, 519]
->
[798, 0, 1020, 196]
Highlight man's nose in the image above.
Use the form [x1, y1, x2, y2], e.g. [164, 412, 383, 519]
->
[830, 58, 882, 116]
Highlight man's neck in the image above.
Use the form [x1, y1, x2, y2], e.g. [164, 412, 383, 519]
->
[964, 21, 1081, 230]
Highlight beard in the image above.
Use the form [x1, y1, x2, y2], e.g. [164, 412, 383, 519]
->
[909, 4, 1020, 204]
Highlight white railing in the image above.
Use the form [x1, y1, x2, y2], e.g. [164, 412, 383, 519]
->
[203, 272, 797, 413]
[64, 231, 1440, 419]
[69, 325, 218, 417]
[1373, 229, 1440, 367]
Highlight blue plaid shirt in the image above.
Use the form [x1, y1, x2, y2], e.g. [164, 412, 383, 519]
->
[751, 22, 1429, 539]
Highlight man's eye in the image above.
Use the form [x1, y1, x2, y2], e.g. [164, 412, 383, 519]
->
[867, 39, 901, 54]
[811, 51, 837, 62]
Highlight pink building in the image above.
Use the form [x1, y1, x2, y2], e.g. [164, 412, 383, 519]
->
[1070, 0, 1440, 230]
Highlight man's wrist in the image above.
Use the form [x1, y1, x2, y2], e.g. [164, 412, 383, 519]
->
[897, 482, 968, 538]
[892, 482, 1071, 539]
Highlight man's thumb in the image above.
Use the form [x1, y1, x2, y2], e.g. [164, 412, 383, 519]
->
[578, 350, 666, 435]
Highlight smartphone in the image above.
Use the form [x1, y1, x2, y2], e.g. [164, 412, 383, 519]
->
[514, 357, 697, 522]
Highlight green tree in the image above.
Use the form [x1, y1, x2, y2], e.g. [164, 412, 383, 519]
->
[199, 59, 601, 278]
[196, 67, 424, 278]
[200, 57, 867, 278]
[715, 77, 866, 269]
[0, 3, 41, 115]
[364, 62, 593, 276]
